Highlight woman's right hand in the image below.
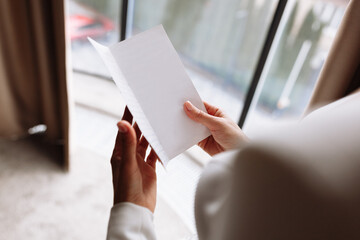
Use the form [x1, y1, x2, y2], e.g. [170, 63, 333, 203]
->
[184, 101, 249, 156]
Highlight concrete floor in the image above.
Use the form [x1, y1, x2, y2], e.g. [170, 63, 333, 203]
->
[0, 133, 195, 240]
[0, 72, 212, 240]
[0, 137, 112, 240]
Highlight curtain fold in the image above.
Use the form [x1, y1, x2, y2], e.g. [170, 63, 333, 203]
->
[306, 0, 360, 113]
[0, 0, 69, 169]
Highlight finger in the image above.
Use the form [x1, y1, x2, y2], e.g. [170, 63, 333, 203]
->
[112, 120, 128, 163]
[111, 130, 123, 168]
[133, 122, 142, 141]
[197, 138, 208, 149]
[137, 136, 149, 160]
[146, 149, 158, 170]
[184, 101, 221, 130]
[110, 142, 120, 192]
[111, 128, 126, 193]
[116, 120, 138, 171]
[203, 101, 225, 117]
[122, 106, 133, 124]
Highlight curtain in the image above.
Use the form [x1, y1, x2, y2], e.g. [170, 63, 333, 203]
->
[0, 0, 69, 169]
[306, 0, 360, 113]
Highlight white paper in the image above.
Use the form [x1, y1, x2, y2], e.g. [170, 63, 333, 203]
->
[89, 25, 210, 165]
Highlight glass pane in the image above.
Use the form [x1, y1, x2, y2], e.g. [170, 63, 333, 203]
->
[66, 0, 120, 76]
[244, 0, 348, 136]
[131, 0, 279, 121]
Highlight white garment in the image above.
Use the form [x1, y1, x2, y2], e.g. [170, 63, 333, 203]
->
[107, 202, 156, 240]
[107, 92, 360, 240]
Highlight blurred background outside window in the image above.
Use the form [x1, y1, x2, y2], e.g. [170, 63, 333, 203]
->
[69, 0, 347, 124]
[244, 0, 347, 135]
[67, 0, 348, 238]
[68, 0, 120, 76]
[69, 0, 279, 121]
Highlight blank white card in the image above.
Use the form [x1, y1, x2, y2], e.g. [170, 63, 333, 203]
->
[89, 25, 210, 165]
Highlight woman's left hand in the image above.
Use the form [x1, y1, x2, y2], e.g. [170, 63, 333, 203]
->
[111, 107, 158, 212]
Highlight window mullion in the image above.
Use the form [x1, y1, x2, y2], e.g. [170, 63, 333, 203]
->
[238, 0, 288, 128]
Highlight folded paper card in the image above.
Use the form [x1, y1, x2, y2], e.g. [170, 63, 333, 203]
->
[89, 25, 210, 165]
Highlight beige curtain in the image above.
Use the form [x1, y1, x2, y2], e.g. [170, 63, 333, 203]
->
[306, 0, 360, 113]
[0, 0, 69, 169]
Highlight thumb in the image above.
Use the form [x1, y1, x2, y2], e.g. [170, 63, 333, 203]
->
[117, 121, 138, 170]
[184, 101, 220, 130]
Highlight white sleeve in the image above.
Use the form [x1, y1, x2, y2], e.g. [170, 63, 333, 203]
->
[106, 202, 157, 240]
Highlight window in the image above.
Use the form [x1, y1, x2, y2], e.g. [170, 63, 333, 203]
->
[67, 0, 348, 238]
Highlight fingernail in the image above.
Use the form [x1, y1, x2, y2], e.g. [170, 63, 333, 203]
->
[117, 122, 127, 133]
[185, 101, 194, 111]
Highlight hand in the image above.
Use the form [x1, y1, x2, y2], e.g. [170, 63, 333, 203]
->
[111, 107, 158, 212]
[184, 101, 249, 156]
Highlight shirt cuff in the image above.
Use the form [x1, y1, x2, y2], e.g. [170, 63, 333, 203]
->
[106, 202, 156, 240]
